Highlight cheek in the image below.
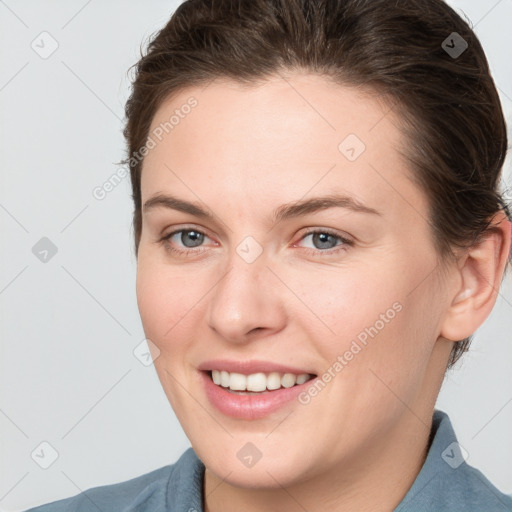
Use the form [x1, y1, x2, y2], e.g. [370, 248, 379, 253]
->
[305, 258, 438, 379]
[337, 281, 442, 409]
[292, 264, 403, 354]
[136, 267, 169, 341]
[135, 257, 201, 353]
[135, 259, 202, 412]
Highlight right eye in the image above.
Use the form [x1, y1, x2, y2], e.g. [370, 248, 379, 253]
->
[159, 227, 214, 256]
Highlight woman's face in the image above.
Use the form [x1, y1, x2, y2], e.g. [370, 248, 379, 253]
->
[136, 73, 454, 488]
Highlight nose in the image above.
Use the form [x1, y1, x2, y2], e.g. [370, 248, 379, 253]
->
[206, 243, 287, 344]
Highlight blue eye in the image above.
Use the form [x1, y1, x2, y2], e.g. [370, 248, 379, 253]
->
[160, 228, 211, 256]
[168, 229, 205, 248]
[159, 227, 353, 257]
[300, 230, 345, 250]
[295, 229, 353, 256]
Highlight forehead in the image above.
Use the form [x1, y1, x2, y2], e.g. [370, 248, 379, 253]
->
[141, 73, 428, 221]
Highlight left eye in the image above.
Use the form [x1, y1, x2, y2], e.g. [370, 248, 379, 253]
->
[297, 230, 348, 251]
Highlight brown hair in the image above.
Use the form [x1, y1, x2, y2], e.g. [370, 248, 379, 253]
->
[122, 0, 510, 369]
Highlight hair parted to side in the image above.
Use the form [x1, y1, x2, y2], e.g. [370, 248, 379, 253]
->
[122, 0, 510, 369]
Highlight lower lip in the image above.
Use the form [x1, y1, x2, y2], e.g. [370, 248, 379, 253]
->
[200, 371, 314, 420]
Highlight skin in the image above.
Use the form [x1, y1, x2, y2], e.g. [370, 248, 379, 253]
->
[135, 72, 511, 511]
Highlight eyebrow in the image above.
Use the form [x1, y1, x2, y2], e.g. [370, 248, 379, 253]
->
[142, 193, 381, 223]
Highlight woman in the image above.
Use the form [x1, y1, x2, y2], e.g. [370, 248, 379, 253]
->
[26, 0, 512, 510]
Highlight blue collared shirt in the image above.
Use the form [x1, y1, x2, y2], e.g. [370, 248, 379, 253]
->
[25, 409, 512, 511]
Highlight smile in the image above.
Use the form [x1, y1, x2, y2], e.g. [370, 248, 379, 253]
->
[210, 370, 313, 393]
[199, 361, 318, 419]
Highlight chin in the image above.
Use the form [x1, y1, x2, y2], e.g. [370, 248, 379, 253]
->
[209, 462, 302, 490]
[197, 440, 315, 490]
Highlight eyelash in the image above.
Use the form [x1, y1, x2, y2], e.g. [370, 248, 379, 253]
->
[158, 226, 353, 258]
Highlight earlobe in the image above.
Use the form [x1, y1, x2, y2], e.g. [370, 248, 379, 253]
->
[440, 213, 511, 342]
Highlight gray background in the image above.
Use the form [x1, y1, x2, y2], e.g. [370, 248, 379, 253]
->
[0, 1, 511, 510]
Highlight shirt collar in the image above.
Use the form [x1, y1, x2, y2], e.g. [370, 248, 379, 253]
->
[395, 408, 512, 511]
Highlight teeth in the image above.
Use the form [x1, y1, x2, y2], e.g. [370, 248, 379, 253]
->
[266, 372, 282, 390]
[220, 370, 230, 387]
[247, 373, 267, 392]
[281, 373, 296, 388]
[229, 373, 246, 391]
[210, 370, 311, 392]
[212, 370, 221, 385]
[296, 374, 309, 385]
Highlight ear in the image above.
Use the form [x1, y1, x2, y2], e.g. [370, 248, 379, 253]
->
[440, 212, 512, 341]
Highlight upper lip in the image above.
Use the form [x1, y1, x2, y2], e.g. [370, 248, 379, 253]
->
[198, 359, 315, 375]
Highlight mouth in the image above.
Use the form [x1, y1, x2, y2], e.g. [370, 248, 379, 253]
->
[199, 363, 318, 419]
[207, 369, 316, 394]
